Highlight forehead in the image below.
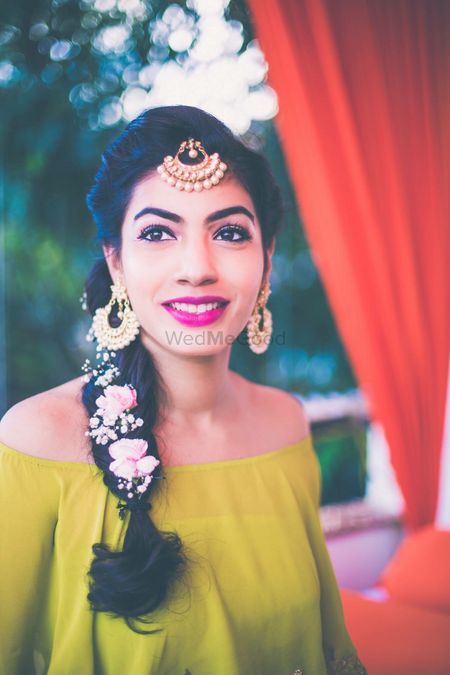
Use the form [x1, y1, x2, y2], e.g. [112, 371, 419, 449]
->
[125, 171, 256, 221]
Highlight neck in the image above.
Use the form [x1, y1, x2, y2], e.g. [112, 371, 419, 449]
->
[141, 335, 241, 433]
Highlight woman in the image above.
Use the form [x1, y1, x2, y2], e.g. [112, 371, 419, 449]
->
[0, 105, 366, 674]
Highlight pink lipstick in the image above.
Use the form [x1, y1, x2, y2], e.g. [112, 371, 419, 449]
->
[162, 296, 229, 327]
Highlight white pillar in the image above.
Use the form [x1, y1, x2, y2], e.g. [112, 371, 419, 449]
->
[366, 421, 405, 516]
[435, 356, 450, 529]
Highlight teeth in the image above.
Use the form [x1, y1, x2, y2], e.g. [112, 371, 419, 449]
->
[168, 301, 223, 313]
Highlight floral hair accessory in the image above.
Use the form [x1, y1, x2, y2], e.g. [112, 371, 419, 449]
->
[95, 384, 138, 424]
[86, 383, 143, 446]
[81, 345, 163, 520]
[79, 290, 88, 311]
[109, 438, 161, 519]
[81, 348, 120, 388]
[109, 438, 157, 480]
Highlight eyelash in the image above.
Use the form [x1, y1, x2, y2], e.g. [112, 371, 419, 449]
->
[137, 223, 252, 244]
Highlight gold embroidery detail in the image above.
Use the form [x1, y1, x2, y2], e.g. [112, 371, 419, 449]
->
[183, 655, 366, 675]
[327, 653, 367, 674]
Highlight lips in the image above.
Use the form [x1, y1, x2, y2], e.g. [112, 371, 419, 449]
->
[162, 295, 229, 306]
[162, 302, 228, 327]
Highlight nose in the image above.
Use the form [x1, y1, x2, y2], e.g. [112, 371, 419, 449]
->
[175, 235, 218, 286]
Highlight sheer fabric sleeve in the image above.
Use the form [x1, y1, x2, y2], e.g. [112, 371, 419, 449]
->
[0, 445, 60, 675]
[306, 443, 368, 675]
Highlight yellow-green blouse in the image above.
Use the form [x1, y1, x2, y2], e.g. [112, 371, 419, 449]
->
[0, 434, 366, 675]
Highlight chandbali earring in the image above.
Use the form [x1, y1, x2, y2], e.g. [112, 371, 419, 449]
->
[246, 280, 273, 355]
[87, 279, 140, 351]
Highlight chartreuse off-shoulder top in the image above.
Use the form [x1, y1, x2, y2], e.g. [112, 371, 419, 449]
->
[0, 434, 366, 675]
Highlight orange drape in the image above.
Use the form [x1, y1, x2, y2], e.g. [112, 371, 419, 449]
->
[247, 0, 450, 529]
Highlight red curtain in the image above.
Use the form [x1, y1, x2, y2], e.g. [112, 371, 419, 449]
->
[247, 0, 450, 530]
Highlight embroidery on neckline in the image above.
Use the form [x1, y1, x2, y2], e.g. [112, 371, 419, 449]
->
[290, 652, 367, 674]
[326, 653, 368, 674]
[182, 651, 367, 675]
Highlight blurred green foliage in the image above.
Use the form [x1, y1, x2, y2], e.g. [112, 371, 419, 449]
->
[0, 0, 357, 414]
[313, 420, 368, 505]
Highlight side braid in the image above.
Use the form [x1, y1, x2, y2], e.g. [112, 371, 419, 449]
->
[81, 258, 188, 635]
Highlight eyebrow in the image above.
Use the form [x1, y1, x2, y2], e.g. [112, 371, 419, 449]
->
[133, 205, 255, 224]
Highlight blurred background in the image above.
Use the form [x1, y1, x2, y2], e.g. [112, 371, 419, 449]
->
[0, 0, 370, 507]
[2, 3, 450, 670]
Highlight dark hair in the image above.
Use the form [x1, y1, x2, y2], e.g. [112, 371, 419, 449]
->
[82, 105, 284, 634]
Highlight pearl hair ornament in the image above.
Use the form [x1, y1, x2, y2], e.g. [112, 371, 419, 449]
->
[157, 138, 228, 192]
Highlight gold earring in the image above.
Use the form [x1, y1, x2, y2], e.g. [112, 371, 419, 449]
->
[87, 280, 140, 351]
[246, 280, 273, 354]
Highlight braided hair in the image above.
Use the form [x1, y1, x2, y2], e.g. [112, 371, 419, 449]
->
[81, 105, 284, 634]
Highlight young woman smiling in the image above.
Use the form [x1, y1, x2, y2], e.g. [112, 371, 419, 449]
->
[0, 106, 366, 675]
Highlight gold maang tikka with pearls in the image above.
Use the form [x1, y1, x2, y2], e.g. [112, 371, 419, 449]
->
[157, 138, 228, 192]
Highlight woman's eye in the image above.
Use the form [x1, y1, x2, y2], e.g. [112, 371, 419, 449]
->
[138, 225, 175, 242]
[215, 225, 252, 243]
[137, 223, 252, 243]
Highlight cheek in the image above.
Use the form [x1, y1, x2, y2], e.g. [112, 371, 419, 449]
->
[236, 245, 265, 283]
[228, 261, 265, 316]
[121, 255, 152, 307]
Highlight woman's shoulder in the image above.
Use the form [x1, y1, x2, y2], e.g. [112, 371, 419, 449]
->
[235, 373, 311, 448]
[0, 375, 92, 463]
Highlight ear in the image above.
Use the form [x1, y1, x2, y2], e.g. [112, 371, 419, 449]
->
[102, 243, 123, 285]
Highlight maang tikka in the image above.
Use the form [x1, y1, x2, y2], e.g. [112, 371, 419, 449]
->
[87, 279, 140, 351]
[246, 281, 273, 355]
[157, 138, 228, 192]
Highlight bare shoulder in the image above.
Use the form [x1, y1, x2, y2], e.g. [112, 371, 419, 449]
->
[0, 375, 92, 463]
[256, 383, 310, 442]
[235, 372, 311, 448]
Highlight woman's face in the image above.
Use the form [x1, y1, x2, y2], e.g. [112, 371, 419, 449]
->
[104, 171, 275, 357]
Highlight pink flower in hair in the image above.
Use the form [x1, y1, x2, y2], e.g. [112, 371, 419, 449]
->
[95, 384, 138, 423]
[108, 438, 160, 481]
